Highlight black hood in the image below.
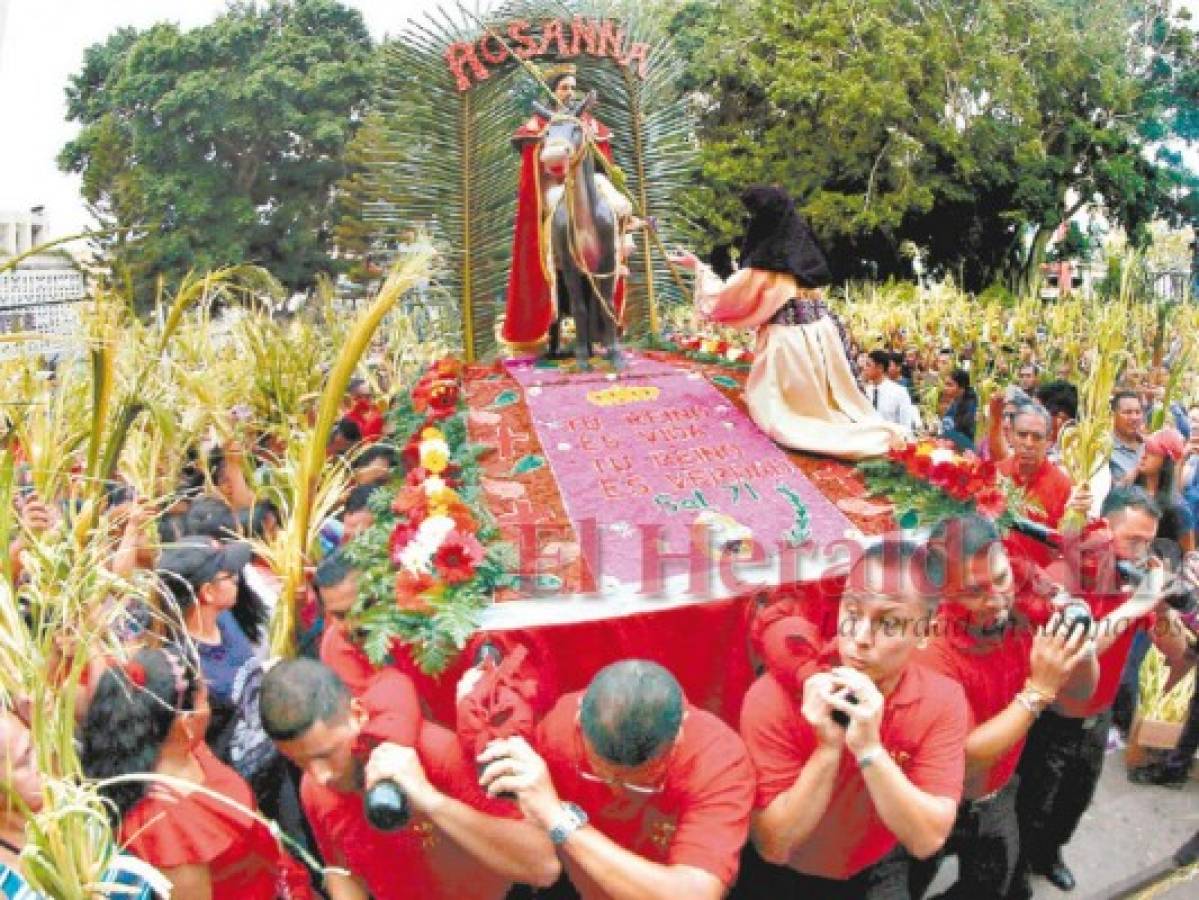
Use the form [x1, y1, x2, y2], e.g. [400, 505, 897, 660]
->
[738, 185, 832, 288]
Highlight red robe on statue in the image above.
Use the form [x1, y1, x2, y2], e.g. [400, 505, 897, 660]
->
[502, 112, 626, 349]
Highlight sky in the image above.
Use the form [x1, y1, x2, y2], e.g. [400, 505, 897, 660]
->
[0, 0, 457, 237]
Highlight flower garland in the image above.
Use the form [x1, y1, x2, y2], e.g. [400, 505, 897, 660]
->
[857, 438, 1024, 531]
[343, 358, 514, 674]
[650, 330, 755, 369]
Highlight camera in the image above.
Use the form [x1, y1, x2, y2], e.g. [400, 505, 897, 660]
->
[830, 692, 859, 728]
[1058, 599, 1093, 638]
[1115, 561, 1199, 615]
[364, 779, 411, 831]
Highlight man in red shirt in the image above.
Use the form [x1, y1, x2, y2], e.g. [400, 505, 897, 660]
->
[477, 659, 755, 900]
[260, 659, 559, 900]
[1010, 486, 1193, 895]
[909, 515, 1097, 899]
[998, 402, 1074, 568]
[739, 539, 970, 898]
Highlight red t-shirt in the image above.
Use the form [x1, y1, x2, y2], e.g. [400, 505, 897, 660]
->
[916, 619, 1032, 798]
[319, 618, 463, 724]
[999, 456, 1073, 567]
[345, 397, 385, 442]
[740, 664, 968, 881]
[1074, 592, 1154, 718]
[122, 744, 309, 899]
[301, 721, 518, 900]
[536, 693, 755, 896]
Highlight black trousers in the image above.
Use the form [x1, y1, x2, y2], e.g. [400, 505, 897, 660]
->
[909, 780, 1019, 899]
[731, 843, 911, 900]
[1007, 708, 1112, 899]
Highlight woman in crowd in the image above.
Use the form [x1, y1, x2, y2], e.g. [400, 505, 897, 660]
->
[940, 368, 978, 450]
[80, 647, 309, 898]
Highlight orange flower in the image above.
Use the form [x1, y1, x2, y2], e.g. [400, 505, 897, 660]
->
[395, 570, 436, 614]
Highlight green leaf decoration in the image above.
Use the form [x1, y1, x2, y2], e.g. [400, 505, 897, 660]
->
[511, 454, 546, 476]
[489, 389, 520, 409]
[710, 374, 741, 390]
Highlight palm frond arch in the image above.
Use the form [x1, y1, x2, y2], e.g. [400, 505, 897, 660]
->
[364, 0, 698, 361]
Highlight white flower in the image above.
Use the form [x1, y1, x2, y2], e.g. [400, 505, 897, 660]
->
[399, 514, 457, 574]
[422, 475, 448, 496]
[930, 446, 957, 465]
[726, 347, 743, 362]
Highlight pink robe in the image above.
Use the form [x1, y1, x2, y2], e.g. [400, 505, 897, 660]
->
[694, 266, 905, 459]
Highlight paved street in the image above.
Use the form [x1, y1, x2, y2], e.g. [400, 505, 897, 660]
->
[927, 741, 1198, 899]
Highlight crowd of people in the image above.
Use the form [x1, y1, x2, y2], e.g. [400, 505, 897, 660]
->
[0, 323, 1195, 900]
[0, 188, 1196, 900]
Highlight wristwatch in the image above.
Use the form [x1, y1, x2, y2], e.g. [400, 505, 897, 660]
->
[548, 802, 589, 846]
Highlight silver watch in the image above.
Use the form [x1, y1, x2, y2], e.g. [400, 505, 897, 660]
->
[548, 802, 588, 846]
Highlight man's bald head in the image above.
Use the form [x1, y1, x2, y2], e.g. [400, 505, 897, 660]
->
[580, 660, 684, 767]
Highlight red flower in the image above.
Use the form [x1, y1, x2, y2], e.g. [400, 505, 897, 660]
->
[428, 381, 460, 418]
[388, 521, 417, 566]
[975, 486, 1007, 518]
[391, 486, 428, 524]
[432, 358, 463, 380]
[433, 532, 485, 584]
[406, 466, 430, 486]
[395, 570, 435, 614]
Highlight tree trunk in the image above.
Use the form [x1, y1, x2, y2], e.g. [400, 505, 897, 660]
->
[1008, 224, 1054, 299]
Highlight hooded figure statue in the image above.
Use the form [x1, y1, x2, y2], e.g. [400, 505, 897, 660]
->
[671, 185, 906, 460]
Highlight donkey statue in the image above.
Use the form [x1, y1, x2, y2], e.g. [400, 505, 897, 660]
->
[533, 92, 624, 370]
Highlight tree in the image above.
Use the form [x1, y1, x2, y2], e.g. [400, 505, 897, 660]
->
[59, 0, 375, 307]
[669, 0, 1199, 292]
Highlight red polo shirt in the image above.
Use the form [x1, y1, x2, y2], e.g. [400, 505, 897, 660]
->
[740, 663, 968, 881]
[300, 677, 519, 900]
[916, 616, 1032, 798]
[536, 692, 754, 896]
[1070, 592, 1154, 718]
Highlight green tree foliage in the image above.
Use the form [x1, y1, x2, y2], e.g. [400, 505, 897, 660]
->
[671, 0, 1199, 292]
[59, 0, 375, 307]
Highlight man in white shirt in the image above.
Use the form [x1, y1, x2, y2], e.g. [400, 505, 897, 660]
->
[862, 350, 921, 434]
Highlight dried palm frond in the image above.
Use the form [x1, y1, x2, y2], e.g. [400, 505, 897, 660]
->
[265, 248, 434, 655]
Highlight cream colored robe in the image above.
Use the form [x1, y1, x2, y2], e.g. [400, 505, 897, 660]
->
[694, 265, 905, 460]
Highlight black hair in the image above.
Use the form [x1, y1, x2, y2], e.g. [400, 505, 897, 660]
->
[238, 499, 281, 542]
[579, 661, 684, 767]
[1035, 380, 1078, 421]
[868, 349, 890, 370]
[314, 549, 355, 593]
[1111, 389, 1143, 411]
[184, 496, 237, 540]
[351, 444, 397, 471]
[259, 658, 351, 741]
[950, 368, 971, 391]
[334, 418, 363, 444]
[231, 575, 269, 646]
[81, 646, 201, 825]
[344, 484, 380, 516]
[927, 516, 1003, 593]
[1101, 485, 1162, 521]
[847, 538, 943, 608]
[103, 481, 136, 510]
